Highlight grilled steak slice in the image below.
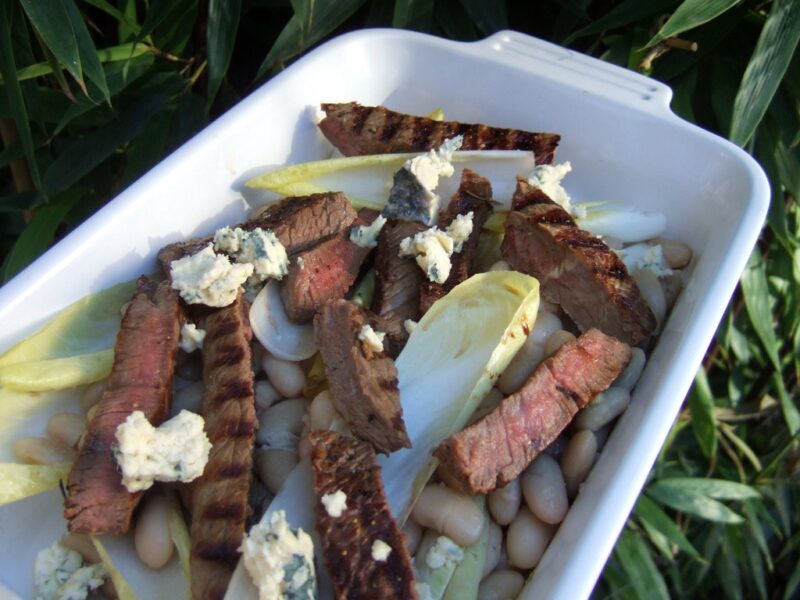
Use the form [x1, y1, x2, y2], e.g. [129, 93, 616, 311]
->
[190, 294, 257, 600]
[65, 277, 181, 534]
[319, 102, 560, 164]
[280, 209, 378, 324]
[310, 430, 417, 600]
[434, 328, 630, 494]
[314, 300, 410, 453]
[419, 169, 493, 314]
[158, 192, 357, 274]
[502, 178, 656, 345]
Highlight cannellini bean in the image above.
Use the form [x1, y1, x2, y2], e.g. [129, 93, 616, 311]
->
[482, 520, 503, 579]
[633, 269, 666, 330]
[506, 506, 555, 569]
[615, 347, 646, 392]
[402, 519, 422, 556]
[543, 329, 575, 357]
[489, 260, 510, 272]
[594, 423, 612, 451]
[297, 426, 312, 460]
[13, 437, 76, 464]
[46, 413, 85, 449]
[411, 484, 485, 547]
[497, 311, 562, 395]
[134, 493, 175, 569]
[263, 355, 306, 398]
[255, 448, 299, 494]
[61, 533, 101, 564]
[522, 454, 568, 525]
[573, 386, 631, 431]
[478, 569, 525, 600]
[656, 237, 693, 269]
[81, 379, 107, 412]
[256, 398, 307, 447]
[660, 272, 683, 310]
[172, 381, 204, 415]
[254, 380, 282, 411]
[561, 430, 598, 497]
[470, 388, 504, 424]
[487, 479, 521, 526]
[309, 390, 336, 430]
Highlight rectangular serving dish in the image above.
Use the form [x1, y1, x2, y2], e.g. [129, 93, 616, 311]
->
[0, 29, 769, 599]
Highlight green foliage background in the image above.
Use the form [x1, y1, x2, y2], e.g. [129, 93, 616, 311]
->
[1, 0, 798, 598]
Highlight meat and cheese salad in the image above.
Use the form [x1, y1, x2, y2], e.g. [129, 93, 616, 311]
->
[0, 102, 692, 600]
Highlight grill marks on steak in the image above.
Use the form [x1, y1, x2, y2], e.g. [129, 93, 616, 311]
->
[65, 277, 181, 534]
[434, 329, 630, 494]
[310, 430, 417, 600]
[157, 192, 357, 274]
[190, 294, 257, 600]
[501, 178, 656, 345]
[419, 169, 493, 314]
[314, 300, 410, 454]
[280, 209, 378, 324]
[319, 102, 560, 164]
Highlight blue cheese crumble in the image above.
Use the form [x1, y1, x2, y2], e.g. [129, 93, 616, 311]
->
[616, 243, 673, 277]
[398, 212, 474, 284]
[170, 243, 253, 307]
[371, 539, 392, 562]
[114, 410, 211, 493]
[34, 542, 105, 600]
[321, 489, 347, 517]
[358, 324, 385, 353]
[214, 226, 289, 282]
[240, 510, 316, 600]
[350, 215, 388, 248]
[425, 536, 463, 570]
[526, 162, 583, 217]
[179, 322, 206, 353]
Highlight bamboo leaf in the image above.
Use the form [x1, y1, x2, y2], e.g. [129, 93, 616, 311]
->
[393, 0, 434, 31]
[688, 368, 718, 460]
[80, 0, 141, 34]
[784, 554, 800, 600]
[729, 0, 800, 146]
[613, 528, 670, 600]
[646, 0, 741, 47]
[646, 485, 746, 524]
[651, 477, 760, 501]
[740, 248, 782, 372]
[773, 370, 800, 435]
[634, 494, 702, 560]
[564, 0, 675, 44]
[457, 0, 508, 35]
[207, 0, 242, 107]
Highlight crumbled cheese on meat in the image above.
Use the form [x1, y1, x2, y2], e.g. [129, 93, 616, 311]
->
[297, 256, 305, 270]
[398, 228, 454, 284]
[114, 410, 211, 493]
[240, 510, 316, 600]
[321, 489, 347, 518]
[425, 536, 463, 570]
[616, 243, 673, 277]
[371, 539, 392, 562]
[170, 243, 253, 307]
[405, 136, 462, 192]
[350, 215, 388, 248]
[404, 319, 418, 335]
[179, 322, 206, 353]
[527, 162, 583, 217]
[358, 324, 386, 353]
[214, 226, 289, 282]
[445, 211, 474, 252]
[34, 542, 105, 600]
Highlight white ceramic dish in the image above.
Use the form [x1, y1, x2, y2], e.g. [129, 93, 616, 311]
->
[0, 29, 768, 599]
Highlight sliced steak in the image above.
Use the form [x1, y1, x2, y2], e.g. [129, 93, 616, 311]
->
[280, 209, 378, 324]
[310, 430, 417, 600]
[158, 192, 357, 274]
[434, 328, 630, 494]
[190, 294, 257, 600]
[501, 178, 656, 345]
[319, 102, 560, 164]
[65, 277, 181, 534]
[419, 169, 493, 314]
[314, 300, 410, 454]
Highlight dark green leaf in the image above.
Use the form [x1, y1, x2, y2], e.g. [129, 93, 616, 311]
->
[80, 0, 141, 34]
[118, 0, 138, 42]
[564, 0, 675, 44]
[207, 0, 242, 107]
[634, 494, 701, 560]
[755, 126, 793, 251]
[393, 0, 434, 31]
[717, 527, 744, 600]
[0, 192, 36, 214]
[647, 0, 741, 47]
[613, 528, 670, 600]
[729, 0, 800, 146]
[19, 0, 84, 89]
[151, 0, 198, 55]
[740, 248, 782, 372]
[773, 371, 800, 436]
[784, 554, 800, 600]
[651, 477, 760, 501]
[688, 368, 718, 459]
[646, 486, 745, 524]
[434, 0, 479, 41]
[134, 0, 175, 44]
[743, 522, 768, 599]
[458, 0, 508, 35]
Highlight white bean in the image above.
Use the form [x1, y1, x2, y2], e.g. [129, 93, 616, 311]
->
[411, 484, 485, 547]
[522, 454, 568, 525]
[594, 423, 612, 451]
[309, 390, 336, 430]
[543, 329, 575, 358]
[263, 356, 306, 398]
[543, 433, 567, 460]
[297, 426, 312, 460]
[46, 413, 85, 449]
[81, 379, 107, 412]
[470, 388, 504, 424]
[487, 479, 521, 526]
[489, 260, 510, 272]
[529, 311, 562, 346]
[614, 347, 646, 392]
[561, 430, 598, 497]
[61, 533, 101, 564]
[478, 570, 525, 600]
[13, 437, 76, 464]
[255, 448, 299, 495]
[254, 380, 282, 411]
[660, 272, 683, 310]
[172, 381, 204, 415]
[482, 520, 503, 579]
[497, 311, 562, 395]
[134, 493, 174, 569]
[655, 237, 692, 269]
[506, 506, 555, 569]
[402, 519, 422, 556]
[573, 386, 631, 431]
[256, 398, 307, 447]
[633, 269, 666, 330]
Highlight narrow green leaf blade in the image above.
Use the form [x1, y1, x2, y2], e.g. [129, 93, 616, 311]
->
[613, 528, 670, 600]
[207, 0, 242, 107]
[62, 0, 111, 102]
[651, 477, 760, 501]
[19, 0, 83, 86]
[634, 494, 701, 560]
[393, 0, 434, 31]
[773, 370, 800, 435]
[565, 0, 675, 44]
[646, 486, 745, 524]
[740, 248, 782, 371]
[647, 0, 742, 47]
[80, 0, 141, 34]
[688, 368, 718, 459]
[729, 0, 800, 146]
[457, 0, 508, 35]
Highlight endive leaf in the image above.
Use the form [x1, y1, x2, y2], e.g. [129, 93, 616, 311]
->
[575, 202, 667, 243]
[0, 349, 114, 392]
[91, 537, 138, 600]
[414, 530, 463, 599]
[0, 462, 70, 506]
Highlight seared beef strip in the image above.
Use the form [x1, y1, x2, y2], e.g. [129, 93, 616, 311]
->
[419, 169, 493, 314]
[310, 430, 417, 600]
[434, 329, 630, 494]
[158, 192, 357, 274]
[501, 178, 656, 345]
[314, 299, 410, 454]
[65, 277, 181, 534]
[190, 294, 257, 600]
[319, 102, 560, 164]
[280, 209, 378, 324]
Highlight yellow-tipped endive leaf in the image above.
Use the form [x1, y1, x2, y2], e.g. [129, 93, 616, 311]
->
[0, 349, 114, 392]
[91, 537, 138, 600]
[0, 462, 70, 506]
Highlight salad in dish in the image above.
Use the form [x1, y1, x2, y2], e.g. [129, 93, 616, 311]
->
[0, 102, 693, 600]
